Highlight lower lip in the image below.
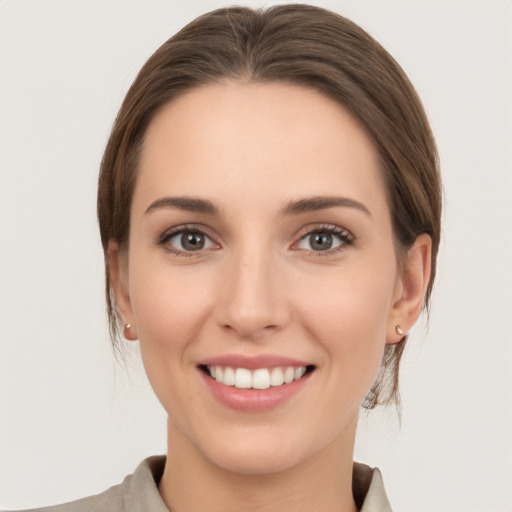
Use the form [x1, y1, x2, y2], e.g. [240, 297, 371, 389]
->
[200, 370, 312, 412]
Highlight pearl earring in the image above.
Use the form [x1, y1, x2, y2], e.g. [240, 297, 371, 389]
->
[395, 325, 404, 335]
[124, 323, 132, 338]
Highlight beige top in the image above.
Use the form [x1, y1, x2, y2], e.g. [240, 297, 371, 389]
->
[11, 456, 392, 512]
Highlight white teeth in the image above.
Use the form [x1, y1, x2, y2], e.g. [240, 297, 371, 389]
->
[223, 366, 235, 386]
[270, 367, 284, 386]
[234, 368, 252, 389]
[283, 367, 295, 384]
[294, 366, 306, 379]
[252, 369, 271, 389]
[206, 365, 309, 389]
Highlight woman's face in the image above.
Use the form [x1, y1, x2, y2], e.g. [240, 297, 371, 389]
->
[113, 82, 415, 474]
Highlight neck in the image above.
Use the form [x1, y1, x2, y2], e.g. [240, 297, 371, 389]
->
[158, 417, 359, 512]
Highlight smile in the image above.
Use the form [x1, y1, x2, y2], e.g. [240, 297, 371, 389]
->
[204, 365, 311, 389]
[198, 356, 315, 411]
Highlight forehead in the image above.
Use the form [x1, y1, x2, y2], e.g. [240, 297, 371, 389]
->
[135, 81, 387, 215]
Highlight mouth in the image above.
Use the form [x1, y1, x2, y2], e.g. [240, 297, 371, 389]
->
[199, 364, 316, 390]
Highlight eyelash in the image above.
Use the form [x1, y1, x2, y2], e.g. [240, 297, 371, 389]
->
[156, 224, 216, 258]
[293, 224, 355, 257]
[156, 223, 355, 258]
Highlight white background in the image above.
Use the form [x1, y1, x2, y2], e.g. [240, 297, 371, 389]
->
[1, 1, 511, 510]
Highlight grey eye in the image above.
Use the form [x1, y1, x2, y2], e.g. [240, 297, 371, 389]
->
[181, 232, 206, 251]
[167, 230, 216, 252]
[308, 233, 333, 251]
[297, 231, 345, 252]
[297, 227, 353, 252]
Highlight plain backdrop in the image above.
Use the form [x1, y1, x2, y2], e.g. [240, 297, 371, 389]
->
[1, 1, 511, 511]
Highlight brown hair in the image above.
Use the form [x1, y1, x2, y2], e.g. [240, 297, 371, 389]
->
[97, 4, 441, 409]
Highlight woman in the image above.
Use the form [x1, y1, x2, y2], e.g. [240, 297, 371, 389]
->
[10, 4, 441, 511]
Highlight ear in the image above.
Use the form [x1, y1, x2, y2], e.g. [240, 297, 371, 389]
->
[386, 234, 432, 344]
[108, 241, 138, 341]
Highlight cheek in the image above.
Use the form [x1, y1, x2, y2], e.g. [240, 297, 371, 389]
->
[126, 263, 216, 424]
[294, 262, 396, 393]
[126, 259, 217, 384]
[129, 254, 215, 338]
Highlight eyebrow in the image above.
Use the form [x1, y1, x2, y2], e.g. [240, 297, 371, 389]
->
[144, 195, 371, 217]
[281, 196, 371, 217]
[145, 196, 219, 215]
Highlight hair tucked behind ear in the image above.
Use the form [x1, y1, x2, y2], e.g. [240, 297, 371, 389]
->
[98, 4, 441, 408]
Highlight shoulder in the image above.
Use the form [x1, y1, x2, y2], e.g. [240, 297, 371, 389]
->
[3, 456, 167, 512]
[8, 485, 123, 512]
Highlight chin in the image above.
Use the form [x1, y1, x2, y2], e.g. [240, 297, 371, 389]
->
[207, 442, 307, 476]
[194, 422, 335, 477]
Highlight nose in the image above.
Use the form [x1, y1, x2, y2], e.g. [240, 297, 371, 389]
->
[214, 246, 290, 340]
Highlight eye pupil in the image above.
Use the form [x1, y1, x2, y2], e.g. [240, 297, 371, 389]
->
[182, 232, 205, 251]
[310, 233, 332, 251]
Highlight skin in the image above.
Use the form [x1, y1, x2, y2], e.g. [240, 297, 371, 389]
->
[109, 82, 431, 512]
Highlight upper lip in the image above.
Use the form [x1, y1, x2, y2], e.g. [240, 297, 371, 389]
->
[199, 354, 312, 370]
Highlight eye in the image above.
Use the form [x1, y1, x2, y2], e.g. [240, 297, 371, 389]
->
[159, 227, 218, 255]
[295, 225, 354, 253]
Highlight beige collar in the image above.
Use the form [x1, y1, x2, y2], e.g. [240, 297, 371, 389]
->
[122, 456, 392, 512]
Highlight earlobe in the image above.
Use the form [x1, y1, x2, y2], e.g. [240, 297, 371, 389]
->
[386, 234, 432, 345]
[108, 241, 138, 341]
